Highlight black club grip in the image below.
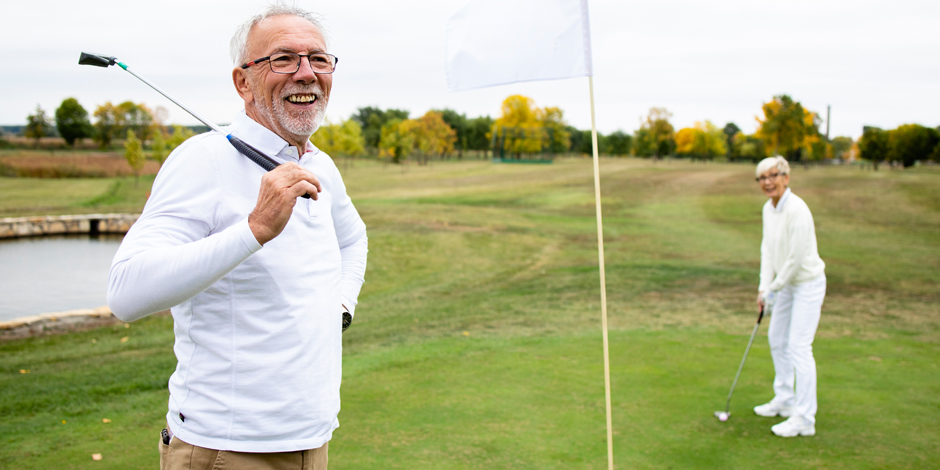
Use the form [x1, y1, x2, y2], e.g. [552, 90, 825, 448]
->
[226, 135, 312, 199]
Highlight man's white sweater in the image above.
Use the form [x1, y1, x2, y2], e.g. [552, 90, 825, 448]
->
[108, 112, 367, 453]
[759, 188, 825, 293]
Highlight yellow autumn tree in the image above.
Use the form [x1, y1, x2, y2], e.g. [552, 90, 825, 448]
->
[377, 111, 457, 165]
[412, 111, 456, 165]
[675, 121, 727, 159]
[378, 118, 413, 164]
[492, 95, 570, 157]
[311, 118, 366, 158]
[635, 107, 675, 158]
[755, 95, 820, 159]
[123, 129, 145, 187]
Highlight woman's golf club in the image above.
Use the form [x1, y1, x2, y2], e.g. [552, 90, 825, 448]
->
[77, 52, 311, 198]
[714, 305, 766, 422]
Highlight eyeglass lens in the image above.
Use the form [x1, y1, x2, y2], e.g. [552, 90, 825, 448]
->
[269, 53, 336, 74]
[756, 173, 780, 182]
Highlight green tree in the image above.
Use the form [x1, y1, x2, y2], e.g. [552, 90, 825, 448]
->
[465, 116, 495, 152]
[830, 136, 855, 160]
[55, 98, 93, 146]
[637, 107, 675, 158]
[351, 107, 410, 151]
[167, 125, 195, 152]
[604, 130, 632, 156]
[378, 118, 411, 164]
[731, 132, 766, 162]
[567, 128, 595, 155]
[151, 129, 168, 166]
[858, 126, 889, 170]
[116, 101, 156, 141]
[540, 107, 571, 154]
[124, 129, 146, 186]
[93, 102, 121, 149]
[633, 128, 654, 157]
[723, 122, 740, 157]
[887, 124, 940, 168]
[25, 105, 53, 147]
[755, 95, 820, 161]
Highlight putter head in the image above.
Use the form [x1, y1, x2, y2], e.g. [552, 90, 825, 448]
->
[714, 411, 731, 422]
[78, 52, 117, 68]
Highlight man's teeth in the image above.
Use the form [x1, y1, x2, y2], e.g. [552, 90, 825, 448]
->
[287, 95, 316, 103]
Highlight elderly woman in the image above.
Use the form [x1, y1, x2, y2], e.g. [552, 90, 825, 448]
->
[753, 156, 826, 437]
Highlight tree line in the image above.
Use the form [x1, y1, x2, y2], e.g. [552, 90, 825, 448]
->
[19, 95, 940, 170]
[616, 95, 939, 169]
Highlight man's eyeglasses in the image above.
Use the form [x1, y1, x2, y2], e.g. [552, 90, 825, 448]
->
[755, 173, 782, 183]
[241, 53, 338, 74]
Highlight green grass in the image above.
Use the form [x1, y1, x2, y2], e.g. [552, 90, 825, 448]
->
[2, 159, 938, 468]
[0, 175, 154, 217]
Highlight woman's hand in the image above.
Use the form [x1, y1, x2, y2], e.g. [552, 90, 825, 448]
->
[756, 291, 765, 313]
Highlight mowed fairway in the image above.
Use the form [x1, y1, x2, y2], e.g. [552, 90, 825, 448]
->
[2, 159, 938, 469]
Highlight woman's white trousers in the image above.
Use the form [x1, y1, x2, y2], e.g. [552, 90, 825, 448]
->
[767, 274, 826, 424]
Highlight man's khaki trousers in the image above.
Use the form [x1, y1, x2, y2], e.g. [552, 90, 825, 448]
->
[159, 435, 328, 470]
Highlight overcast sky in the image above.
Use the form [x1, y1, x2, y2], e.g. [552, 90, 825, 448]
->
[2, 0, 938, 138]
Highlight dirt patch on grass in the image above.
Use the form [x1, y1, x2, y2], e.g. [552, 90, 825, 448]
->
[0, 153, 160, 178]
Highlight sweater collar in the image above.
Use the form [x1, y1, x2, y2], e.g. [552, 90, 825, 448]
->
[772, 187, 792, 212]
[225, 111, 320, 163]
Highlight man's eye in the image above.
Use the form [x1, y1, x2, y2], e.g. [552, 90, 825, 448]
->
[311, 55, 329, 63]
[271, 55, 294, 63]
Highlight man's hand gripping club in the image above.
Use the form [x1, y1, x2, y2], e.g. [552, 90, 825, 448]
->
[248, 162, 322, 245]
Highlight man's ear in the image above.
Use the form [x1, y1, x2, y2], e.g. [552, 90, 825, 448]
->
[233, 68, 254, 104]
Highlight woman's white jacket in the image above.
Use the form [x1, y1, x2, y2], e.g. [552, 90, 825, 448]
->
[760, 188, 826, 293]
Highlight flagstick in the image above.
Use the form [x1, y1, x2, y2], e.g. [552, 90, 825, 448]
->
[588, 75, 614, 470]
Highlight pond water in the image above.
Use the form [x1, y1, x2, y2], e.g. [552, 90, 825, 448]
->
[0, 235, 123, 322]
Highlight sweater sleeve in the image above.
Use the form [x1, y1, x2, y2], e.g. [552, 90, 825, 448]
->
[107, 137, 263, 321]
[767, 207, 812, 292]
[330, 163, 368, 317]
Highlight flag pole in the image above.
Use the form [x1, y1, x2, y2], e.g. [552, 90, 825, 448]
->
[588, 75, 614, 470]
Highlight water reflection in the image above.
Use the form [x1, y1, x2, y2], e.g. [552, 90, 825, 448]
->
[0, 234, 122, 322]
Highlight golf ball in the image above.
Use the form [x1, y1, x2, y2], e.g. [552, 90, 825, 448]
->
[719, 413, 729, 422]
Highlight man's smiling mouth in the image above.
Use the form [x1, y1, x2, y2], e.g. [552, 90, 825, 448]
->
[287, 94, 316, 104]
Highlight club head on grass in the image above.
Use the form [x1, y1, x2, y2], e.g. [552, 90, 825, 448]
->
[78, 52, 117, 68]
[714, 411, 730, 422]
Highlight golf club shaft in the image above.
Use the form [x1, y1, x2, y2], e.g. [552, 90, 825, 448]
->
[118, 64, 225, 135]
[724, 321, 759, 412]
[723, 306, 766, 412]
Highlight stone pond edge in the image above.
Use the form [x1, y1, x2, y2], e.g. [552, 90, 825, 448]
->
[0, 213, 140, 239]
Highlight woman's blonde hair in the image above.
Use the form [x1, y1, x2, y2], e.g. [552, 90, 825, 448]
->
[755, 156, 790, 178]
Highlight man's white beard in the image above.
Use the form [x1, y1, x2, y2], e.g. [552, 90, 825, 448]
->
[251, 80, 328, 141]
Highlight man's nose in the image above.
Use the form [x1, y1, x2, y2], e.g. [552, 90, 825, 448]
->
[293, 57, 318, 83]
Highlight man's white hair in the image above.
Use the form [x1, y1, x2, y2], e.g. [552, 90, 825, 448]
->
[230, 2, 329, 66]
[755, 155, 790, 178]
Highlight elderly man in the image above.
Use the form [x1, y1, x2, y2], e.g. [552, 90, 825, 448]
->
[108, 5, 367, 469]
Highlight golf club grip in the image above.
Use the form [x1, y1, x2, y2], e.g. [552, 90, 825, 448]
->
[227, 136, 312, 199]
[227, 136, 278, 171]
[757, 306, 764, 324]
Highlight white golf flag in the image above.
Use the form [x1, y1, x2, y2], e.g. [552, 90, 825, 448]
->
[445, 0, 593, 92]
